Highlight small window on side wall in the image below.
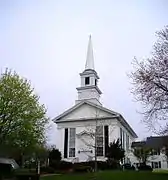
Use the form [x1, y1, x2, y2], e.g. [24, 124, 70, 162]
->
[85, 77, 90, 85]
[95, 79, 97, 86]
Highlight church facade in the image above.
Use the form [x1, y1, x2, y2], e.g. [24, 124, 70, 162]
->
[54, 36, 137, 163]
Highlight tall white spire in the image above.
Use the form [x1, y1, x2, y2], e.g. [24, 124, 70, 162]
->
[85, 35, 95, 70]
[76, 35, 102, 105]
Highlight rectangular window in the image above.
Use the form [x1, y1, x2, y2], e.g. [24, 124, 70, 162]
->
[69, 148, 75, 158]
[96, 126, 103, 156]
[69, 128, 76, 157]
[97, 137, 103, 146]
[95, 79, 97, 86]
[85, 77, 90, 85]
[126, 134, 130, 151]
[97, 147, 103, 156]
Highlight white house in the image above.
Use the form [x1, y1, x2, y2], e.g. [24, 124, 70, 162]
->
[132, 136, 168, 169]
[53, 36, 138, 163]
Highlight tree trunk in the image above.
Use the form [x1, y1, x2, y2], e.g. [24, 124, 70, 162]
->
[21, 153, 24, 168]
[36, 159, 40, 175]
[37, 160, 40, 175]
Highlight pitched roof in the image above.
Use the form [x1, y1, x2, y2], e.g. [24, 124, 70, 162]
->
[132, 135, 168, 149]
[53, 100, 138, 138]
[146, 136, 168, 149]
[53, 100, 119, 122]
[132, 141, 146, 148]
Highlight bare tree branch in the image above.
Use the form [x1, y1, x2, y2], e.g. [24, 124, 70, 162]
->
[129, 26, 168, 135]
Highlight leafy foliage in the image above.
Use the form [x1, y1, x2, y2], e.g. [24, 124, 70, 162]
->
[0, 69, 48, 158]
[133, 148, 151, 164]
[49, 148, 62, 163]
[129, 26, 168, 134]
[107, 139, 125, 162]
[164, 146, 168, 160]
[49, 160, 73, 171]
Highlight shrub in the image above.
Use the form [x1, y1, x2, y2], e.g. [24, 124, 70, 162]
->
[73, 161, 121, 171]
[122, 163, 135, 171]
[138, 164, 153, 171]
[14, 168, 39, 180]
[14, 168, 34, 174]
[74, 161, 106, 170]
[97, 161, 108, 170]
[50, 161, 72, 171]
[106, 160, 121, 170]
[15, 174, 40, 180]
[73, 165, 92, 173]
[49, 148, 61, 166]
[40, 166, 55, 174]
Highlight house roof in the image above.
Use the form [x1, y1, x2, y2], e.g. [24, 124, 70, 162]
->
[53, 100, 138, 138]
[132, 141, 146, 148]
[132, 135, 168, 149]
[146, 136, 168, 149]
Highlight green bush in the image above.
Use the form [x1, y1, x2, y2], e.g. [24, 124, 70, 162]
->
[50, 161, 72, 171]
[14, 168, 36, 174]
[14, 168, 39, 180]
[107, 160, 121, 170]
[40, 166, 55, 174]
[15, 174, 40, 180]
[73, 165, 92, 173]
[73, 161, 121, 171]
[49, 160, 121, 172]
[49, 148, 61, 165]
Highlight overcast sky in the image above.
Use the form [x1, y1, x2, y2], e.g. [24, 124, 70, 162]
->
[0, 0, 168, 146]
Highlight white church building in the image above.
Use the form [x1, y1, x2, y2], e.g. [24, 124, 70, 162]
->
[54, 36, 138, 163]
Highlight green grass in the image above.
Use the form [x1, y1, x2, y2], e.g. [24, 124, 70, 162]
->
[41, 171, 168, 180]
[153, 169, 168, 173]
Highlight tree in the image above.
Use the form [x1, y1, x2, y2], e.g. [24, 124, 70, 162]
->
[129, 26, 168, 134]
[0, 69, 48, 162]
[133, 147, 151, 164]
[107, 139, 125, 163]
[48, 148, 62, 163]
[165, 147, 168, 163]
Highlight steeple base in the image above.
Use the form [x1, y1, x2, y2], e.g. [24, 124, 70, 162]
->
[75, 98, 102, 106]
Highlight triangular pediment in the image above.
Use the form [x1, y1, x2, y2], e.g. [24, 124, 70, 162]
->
[54, 101, 119, 123]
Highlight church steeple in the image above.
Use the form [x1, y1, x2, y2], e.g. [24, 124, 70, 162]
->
[85, 35, 95, 70]
[76, 36, 102, 105]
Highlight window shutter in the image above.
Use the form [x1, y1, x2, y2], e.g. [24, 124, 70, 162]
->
[104, 125, 109, 157]
[120, 128, 122, 147]
[64, 128, 68, 158]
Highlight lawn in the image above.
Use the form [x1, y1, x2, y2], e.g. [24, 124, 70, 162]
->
[41, 171, 168, 180]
